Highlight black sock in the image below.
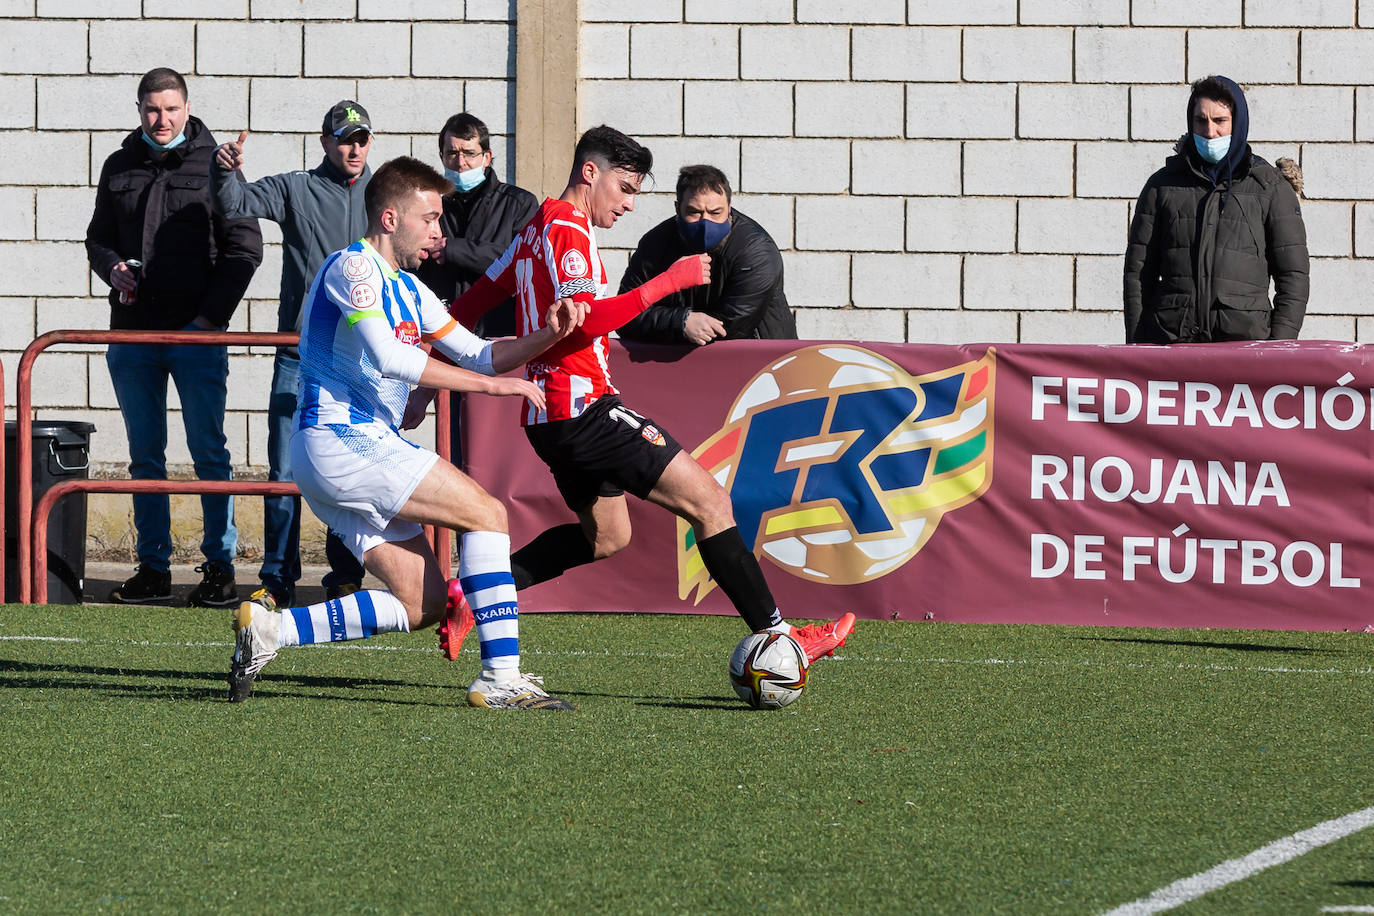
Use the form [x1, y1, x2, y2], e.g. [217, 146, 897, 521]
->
[509, 524, 597, 591]
[696, 526, 781, 631]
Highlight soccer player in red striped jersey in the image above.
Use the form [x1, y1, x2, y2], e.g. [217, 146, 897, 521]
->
[440, 125, 855, 662]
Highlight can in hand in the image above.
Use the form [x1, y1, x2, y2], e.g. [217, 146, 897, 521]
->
[117, 259, 143, 305]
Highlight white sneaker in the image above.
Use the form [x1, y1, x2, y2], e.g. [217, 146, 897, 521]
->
[466, 671, 574, 710]
[228, 599, 281, 703]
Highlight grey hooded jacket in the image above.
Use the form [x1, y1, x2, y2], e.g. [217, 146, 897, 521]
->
[209, 155, 370, 351]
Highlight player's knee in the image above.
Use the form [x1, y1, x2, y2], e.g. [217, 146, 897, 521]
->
[469, 491, 508, 533]
[694, 483, 737, 532]
[593, 527, 631, 559]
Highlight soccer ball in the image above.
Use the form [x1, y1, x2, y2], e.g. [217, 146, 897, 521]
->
[729, 633, 809, 709]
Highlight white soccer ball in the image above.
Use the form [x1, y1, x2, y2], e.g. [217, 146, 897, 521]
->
[729, 632, 809, 709]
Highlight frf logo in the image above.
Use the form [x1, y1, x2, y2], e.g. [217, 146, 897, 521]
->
[677, 346, 996, 602]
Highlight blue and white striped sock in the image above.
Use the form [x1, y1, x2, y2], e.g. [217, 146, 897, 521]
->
[460, 530, 520, 678]
[277, 590, 410, 647]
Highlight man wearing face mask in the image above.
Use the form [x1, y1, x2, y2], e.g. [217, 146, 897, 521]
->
[416, 112, 538, 337]
[86, 67, 263, 606]
[208, 99, 375, 607]
[1124, 75, 1309, 344]
[616, 164, 796, 346]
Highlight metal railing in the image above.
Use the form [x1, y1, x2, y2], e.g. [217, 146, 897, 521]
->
[17, 329, 452, 604]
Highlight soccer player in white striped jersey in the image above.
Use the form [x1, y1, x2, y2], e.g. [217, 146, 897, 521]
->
[228, 156, 584, 709]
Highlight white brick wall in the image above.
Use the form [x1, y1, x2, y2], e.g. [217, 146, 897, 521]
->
[576, 10, 1374, 363]
[5, 8, 1374, 490]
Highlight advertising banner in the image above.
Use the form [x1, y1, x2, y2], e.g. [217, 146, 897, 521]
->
[463, 339, 1374, 631]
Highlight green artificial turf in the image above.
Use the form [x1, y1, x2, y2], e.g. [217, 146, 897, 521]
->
[1, 605, 1371, 914]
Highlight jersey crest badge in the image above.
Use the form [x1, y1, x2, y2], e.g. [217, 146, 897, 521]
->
[642, 424, 665, 446]
[343, 254, 373, 281]
[561, 249, 588, 278]
[394, 320, 420, 346]
[349, 283, 376, 309]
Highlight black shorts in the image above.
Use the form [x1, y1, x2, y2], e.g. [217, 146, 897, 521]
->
[524, 396, 683, 512]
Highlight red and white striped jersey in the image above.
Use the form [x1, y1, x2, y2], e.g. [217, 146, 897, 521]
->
[482, 198, 612, 425]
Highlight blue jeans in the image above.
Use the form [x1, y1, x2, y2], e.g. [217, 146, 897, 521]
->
[106, 341, 236, 572]
[259, 351, 301, 599]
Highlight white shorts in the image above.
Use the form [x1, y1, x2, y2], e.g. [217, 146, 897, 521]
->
[290, 422, 439, 562]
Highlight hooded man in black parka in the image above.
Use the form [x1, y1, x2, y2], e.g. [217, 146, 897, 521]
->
[1124, 75, 1309, 344]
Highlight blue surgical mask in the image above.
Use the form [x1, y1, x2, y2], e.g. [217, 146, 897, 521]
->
[676, 214, 731, 253]
[444, 164, 486, 193]
[141, 130, 186, 151]
[1193, 133, 1231, 164]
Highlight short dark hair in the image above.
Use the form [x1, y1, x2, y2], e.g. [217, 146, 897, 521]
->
[572, 125, 653, 180]
[365, 156, 453, 231]
[676, 164, 731, 205]
[438, 112, 490, 154]
[1189, 75, 1236, 120]
[137, 67, 188, 103]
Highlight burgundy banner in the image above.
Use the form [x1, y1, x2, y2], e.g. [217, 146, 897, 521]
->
[463, 339, 1374, 632]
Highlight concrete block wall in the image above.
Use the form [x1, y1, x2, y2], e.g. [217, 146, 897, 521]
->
[578, 3, 1374, 349]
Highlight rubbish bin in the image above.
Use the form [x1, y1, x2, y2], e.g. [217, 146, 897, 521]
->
[5, 420, 95, 605]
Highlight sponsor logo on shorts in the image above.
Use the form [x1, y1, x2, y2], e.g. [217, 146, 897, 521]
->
[642, 424, 666, 446]
[394, 320, 420, 346]
[349, 283, 376, 309]
[561, 249, 588, 278]
[343, 254, 373, 281]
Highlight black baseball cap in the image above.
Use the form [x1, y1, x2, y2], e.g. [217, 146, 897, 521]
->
[322, 100, 372, 139]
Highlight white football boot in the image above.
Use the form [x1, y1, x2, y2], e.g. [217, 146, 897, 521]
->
[228, 597, 281, 703]
[467, 671, 574, 710]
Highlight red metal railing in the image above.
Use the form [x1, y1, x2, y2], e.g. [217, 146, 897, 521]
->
[17, 329, 453, 604]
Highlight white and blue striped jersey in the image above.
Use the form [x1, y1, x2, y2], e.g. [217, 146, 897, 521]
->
[296, 239, 493, 431]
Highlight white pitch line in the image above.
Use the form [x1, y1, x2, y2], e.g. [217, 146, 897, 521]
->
[6, 635, 1374, 676]
[0, 635, 79, 642]
[1322, 907, 1374, 913]
[1101, 806, 1374, 915]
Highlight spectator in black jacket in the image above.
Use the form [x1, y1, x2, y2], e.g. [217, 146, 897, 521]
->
[1125, 75, 1309, 343]
[85, 67, 263, 607]
[414, 112, 539, 468]
[617, 164, 796, 345]
[417, 112, 539, 336]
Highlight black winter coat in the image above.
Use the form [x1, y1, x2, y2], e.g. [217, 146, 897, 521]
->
[616, 209, 797, 343]
[416, 168, 538, 338]
[1124, 141, 1309, 344]
[86, 116, 263, 330]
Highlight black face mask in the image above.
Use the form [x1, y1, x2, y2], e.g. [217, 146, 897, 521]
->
[675, 214, 731, 253]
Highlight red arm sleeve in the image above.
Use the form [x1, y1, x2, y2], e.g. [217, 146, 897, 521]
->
[448, 275, 510, 331]
[573, 255, 710, 339]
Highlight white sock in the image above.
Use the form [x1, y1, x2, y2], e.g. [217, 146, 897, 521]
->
[277, 590, 411, 647]
[459, 530, 520, 679]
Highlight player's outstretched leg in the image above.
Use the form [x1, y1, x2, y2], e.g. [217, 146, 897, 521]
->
[226, 587, 412, 702]
[652, 453, 859, 663]
[458, 531, 573, 710]
[696, 526, 857, 662]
